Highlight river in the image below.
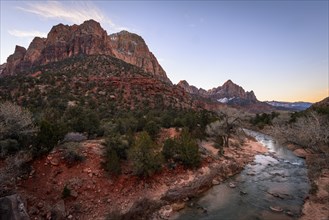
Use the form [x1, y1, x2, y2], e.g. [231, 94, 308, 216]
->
[173, 130, 310, 220]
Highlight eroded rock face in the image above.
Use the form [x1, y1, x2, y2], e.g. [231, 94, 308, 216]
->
[2, 20, 170, 83]
[109, 31, 169, 83]
[5, 46, 27, 75]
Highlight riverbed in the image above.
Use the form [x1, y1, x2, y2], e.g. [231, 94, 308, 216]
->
[173, 130, 310, 220]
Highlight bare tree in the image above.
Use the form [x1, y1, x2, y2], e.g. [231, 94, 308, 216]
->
[206, 107, 242, 155]
[0, 102, 36, 140]
[272, 111, 329, 154]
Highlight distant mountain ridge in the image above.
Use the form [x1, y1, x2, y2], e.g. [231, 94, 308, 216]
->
[1, 19, 170, 83]
[177, 79, 276, 112]
[266, 101, 312, 111]
[177, 79, 258, 104]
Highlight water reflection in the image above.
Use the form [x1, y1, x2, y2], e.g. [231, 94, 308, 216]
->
[174, 130, 309, 220]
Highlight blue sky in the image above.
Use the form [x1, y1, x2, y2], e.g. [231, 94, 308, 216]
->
[1, 1, 328, 102]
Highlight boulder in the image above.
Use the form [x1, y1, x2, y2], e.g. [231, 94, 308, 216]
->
[0, 194, 30, 220]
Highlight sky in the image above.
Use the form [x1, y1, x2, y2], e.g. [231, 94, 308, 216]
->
[0, 1, 328, 102]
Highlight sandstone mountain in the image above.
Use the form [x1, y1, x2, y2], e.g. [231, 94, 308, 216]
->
[1, 20, 170, 83]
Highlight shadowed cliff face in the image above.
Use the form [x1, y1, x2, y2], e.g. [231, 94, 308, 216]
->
[2, 19, 171, 84]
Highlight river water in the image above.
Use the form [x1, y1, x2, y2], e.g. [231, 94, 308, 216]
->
[174, 130, 310, 220]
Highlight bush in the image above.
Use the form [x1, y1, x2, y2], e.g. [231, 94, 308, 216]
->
[104, 147, 121, 175]
[251, 112, 279, 129]
[162, 130, 201, 168]
[176, 130, 201, 168]
[34, 120, 67, 156]
[105, 134, 132, 160]
[163, 138, 178, 160]
[144, 120, 160, 140]
[63, 106, 100, 136]
[128, 132, 162, 177]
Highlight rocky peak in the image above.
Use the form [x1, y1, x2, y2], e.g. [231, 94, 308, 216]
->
[177, 80, 199, 94]
[1, 20, 171, 83]
[215, 79, 248, 99]
[246, 90, 257, 101]
[79, 20, 105, 36]
[4, 46, 27, 75]
[109, 30, 169, 83]
[178, 79, 258, 103]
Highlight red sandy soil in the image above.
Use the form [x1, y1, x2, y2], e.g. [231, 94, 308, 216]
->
[6, 130, 267, 220]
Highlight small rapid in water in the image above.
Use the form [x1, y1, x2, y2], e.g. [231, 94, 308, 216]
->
[174, 130, 310, 220]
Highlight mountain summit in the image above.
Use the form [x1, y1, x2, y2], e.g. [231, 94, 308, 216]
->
[178, 79, 258, 104]
[1, 19, 170, 83]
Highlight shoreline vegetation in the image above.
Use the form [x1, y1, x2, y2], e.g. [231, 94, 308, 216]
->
[114, 138, 268, 219]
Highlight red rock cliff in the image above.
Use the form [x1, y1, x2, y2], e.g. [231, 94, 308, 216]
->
[2, 20, 171, 83]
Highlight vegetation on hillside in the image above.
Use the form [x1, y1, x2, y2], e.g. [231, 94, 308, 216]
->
[0, 54, 218, 181]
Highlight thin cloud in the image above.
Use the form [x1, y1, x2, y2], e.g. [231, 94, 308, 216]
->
[16, 1, 128, 32]
[8, 29, 47, 38]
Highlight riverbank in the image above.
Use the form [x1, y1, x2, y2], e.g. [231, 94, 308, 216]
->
[279, 143, 329, 220]
[148, 139, 268, 219]
[0, 135, 267, 219]
[246, 127, 329, 220]
[300, 156, 329, 220]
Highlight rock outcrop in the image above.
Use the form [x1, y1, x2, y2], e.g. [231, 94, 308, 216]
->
[0, 194, 30, 220]
[1, 20, 170, 83]
[109, 31, 168, 83]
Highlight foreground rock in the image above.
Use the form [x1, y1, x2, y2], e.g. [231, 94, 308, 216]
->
[0, 194, 30, 220]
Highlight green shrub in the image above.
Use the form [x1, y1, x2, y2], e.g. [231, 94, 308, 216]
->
[128, 132, 162, 177]
[176, 130, 201, 168]
[162, 138, 178, 160]
[144, 120, 160, 140]
[162, 130, 201, 168]
[34, 120, 67, 156]
[104, 147, 121, 175]
[105, 134, 132, 160]
[251, 112, 279, 128]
